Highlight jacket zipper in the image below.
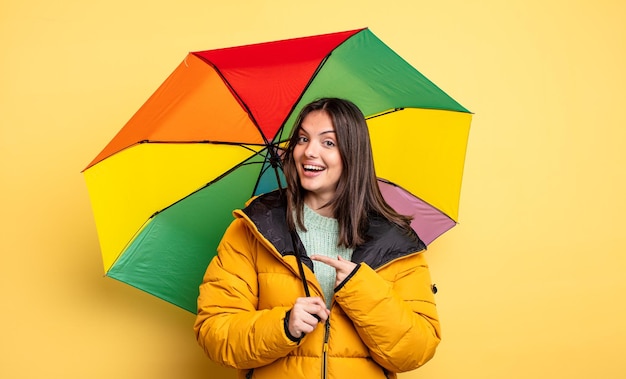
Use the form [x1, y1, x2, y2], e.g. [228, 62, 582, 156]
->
[321, 317, 330, 379]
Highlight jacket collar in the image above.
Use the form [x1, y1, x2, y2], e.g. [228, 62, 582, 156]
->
[240, 190, 426, 271]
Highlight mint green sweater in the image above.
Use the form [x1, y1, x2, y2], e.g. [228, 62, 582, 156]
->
[296, 205, 353, 308]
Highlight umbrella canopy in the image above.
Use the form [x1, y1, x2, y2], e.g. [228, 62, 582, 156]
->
[83, 28, 472, 313]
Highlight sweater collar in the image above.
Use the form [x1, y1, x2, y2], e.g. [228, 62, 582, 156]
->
[300, 204, 339, 233]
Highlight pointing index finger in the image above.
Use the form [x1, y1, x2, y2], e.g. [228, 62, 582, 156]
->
[310, 254, 339, 268]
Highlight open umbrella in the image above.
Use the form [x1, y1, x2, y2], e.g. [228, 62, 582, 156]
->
[83, 27, 472, 313]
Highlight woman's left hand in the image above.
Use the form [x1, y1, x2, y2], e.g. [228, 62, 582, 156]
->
[311, 255, 357, 287]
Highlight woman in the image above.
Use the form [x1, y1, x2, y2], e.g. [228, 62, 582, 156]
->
[194, 98, 441, 379]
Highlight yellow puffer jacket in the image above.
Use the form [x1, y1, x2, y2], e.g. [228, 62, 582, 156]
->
[194, 191, 441, 379]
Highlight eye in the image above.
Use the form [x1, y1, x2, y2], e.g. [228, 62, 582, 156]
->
[323, 139, 336, 147]
[297, 136, 308, 144]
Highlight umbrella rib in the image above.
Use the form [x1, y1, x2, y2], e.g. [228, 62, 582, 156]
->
[274, 55, 332, 144]
[137, 140, 267, 148]
[274, 31, 360, 142]
[86, 140, 265, 171]
[190, 53, 271, 146]
[365, 108, 404, 120]
[138, 139, 285, 193]
[105, 216, 153, 275]
[149, 147, 275, 217]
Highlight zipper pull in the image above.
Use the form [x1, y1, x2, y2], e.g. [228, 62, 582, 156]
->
[324, 318, 331, 343]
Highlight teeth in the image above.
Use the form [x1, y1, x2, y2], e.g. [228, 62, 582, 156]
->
[304, 165, 324, 171]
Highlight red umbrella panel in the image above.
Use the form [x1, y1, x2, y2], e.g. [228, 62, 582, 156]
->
[83, 28, 472, 312]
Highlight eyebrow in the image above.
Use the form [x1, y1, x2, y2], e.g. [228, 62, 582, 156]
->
[299, 127, 336, 136]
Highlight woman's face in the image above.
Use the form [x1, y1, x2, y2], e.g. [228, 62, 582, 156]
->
[293, 110, 343, 209]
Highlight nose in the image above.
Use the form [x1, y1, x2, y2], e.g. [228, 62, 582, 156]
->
[304, 142, 318, 158]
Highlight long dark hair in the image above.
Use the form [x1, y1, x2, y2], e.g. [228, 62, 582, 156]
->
[282, 98, 412, 248]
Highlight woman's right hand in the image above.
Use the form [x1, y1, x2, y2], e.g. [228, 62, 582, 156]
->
[287, 297, 330, 338]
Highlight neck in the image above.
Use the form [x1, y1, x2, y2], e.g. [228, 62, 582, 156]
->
[304, 195, 335, 218]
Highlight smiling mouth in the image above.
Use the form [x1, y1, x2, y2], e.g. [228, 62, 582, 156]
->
[303, 164, 325, 172]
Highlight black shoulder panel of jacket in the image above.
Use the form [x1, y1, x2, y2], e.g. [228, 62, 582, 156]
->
[351, 214, 427, 270]
[241, 190, 298, 258]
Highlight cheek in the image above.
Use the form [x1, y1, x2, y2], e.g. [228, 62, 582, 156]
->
[331, 152, 343, 170]
[291, 146, 302, 161]
[291, 147, 306, 172]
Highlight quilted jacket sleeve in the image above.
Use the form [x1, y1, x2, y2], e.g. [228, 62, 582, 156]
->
[194, 218, 299, 369]
[334, 252, 441, 373]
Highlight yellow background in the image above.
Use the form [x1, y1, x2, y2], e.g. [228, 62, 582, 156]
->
[2, 0, 625, 378]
